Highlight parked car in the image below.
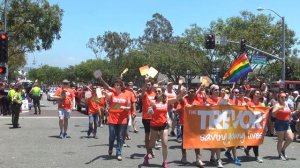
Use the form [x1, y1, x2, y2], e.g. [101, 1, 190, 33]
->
[47, 87, 57, 101]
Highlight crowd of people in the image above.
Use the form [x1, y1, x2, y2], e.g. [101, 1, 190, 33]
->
[1, 76, 300, 168]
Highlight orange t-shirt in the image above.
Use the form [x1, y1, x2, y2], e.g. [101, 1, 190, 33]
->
[165, 90, 176, 111]
[124, 89, 137, 115]
[178, 97, 203, 125]
[142, 90, 156, 120]
[229, 98, 246, 106]
[246, 100, 265, 107]
[108, 90, 130, 124]
[54, 87, 75, 110]
[150, 101, 168, 127]
[87, 93, 102, 114]
[206, 96, 222, 106]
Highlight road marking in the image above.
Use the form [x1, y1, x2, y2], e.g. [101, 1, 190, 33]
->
[0, 116, 143, 119]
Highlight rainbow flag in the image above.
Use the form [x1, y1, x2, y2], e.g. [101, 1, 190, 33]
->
[223, 53, 252, 82]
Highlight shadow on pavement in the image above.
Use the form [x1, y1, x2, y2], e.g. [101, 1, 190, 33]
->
[85, 154, 114, 164]
[129, 153, 144, 159]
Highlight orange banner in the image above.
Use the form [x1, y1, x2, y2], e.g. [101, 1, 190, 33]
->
[183, 105, 269, 149]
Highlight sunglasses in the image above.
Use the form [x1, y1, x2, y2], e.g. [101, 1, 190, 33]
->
[156, 90, 162, 93]
[234, 92, 239, 94]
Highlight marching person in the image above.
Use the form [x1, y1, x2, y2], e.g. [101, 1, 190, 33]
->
[206, 84, 224, 168]
[86, 85, 102, 139]
[141, 79, 156, 158]
[272, 92, 297, 160]
[52, 79, 75, 139]
[143, 86, 184, 168]
[99, 76, 130, 161]
[244, 89, 265, 163]
[177, 87, 205, 167]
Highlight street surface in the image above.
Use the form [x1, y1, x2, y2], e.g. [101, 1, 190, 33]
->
[0, 94, 300, 168]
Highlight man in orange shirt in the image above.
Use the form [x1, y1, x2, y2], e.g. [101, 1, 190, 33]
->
[52, 79, 75, 139]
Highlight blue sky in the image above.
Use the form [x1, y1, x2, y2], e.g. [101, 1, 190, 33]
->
[27, 0, 300, 68]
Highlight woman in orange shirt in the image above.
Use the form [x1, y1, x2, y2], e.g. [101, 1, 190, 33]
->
[178, 87, 205, 167]
[99, 76, 130, 161]
[143, 87, 183, 168]
[244, 89, 265, 163]
[206, 84, 224, 168]
[272, 92, 296, 161]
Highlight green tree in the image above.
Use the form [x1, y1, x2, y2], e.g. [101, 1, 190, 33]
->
[140, 13, 173, 44]
[211, 11, 299, 82]
[87, 31, 133, 61]
[6, 0, 63, 76]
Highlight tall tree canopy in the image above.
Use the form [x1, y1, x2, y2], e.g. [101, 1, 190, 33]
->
[5, 0, 63, 74]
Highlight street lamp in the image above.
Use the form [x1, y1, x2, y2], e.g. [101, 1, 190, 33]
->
[257, 7, 285, 84]
[186, 69, 191, 90]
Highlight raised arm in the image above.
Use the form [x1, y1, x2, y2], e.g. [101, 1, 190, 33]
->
[99, 76, 113, 92]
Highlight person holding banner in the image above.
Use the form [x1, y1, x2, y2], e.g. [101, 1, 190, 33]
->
[206, 84, 224, 168]
[272, 92, 296, 161]
[143, 86, 184, 168]
[98, 76, 130, 161]
[177, 87, 205, 167]
[244, 89, 265, 163]
[224, 88, 243, 165]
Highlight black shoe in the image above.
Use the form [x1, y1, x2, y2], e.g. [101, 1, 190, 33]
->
[34, 113, 37, 115]
[244, 148, 250, 156]
[170, 131, 176, 137]
[13, 126, 21, 128]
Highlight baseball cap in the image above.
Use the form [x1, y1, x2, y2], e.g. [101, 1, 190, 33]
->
[62, 79, 69, 83]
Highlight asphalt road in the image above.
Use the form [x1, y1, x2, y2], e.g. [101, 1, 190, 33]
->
[0, 95, 300, 168]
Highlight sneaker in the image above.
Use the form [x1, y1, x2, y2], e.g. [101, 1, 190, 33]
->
[155, 141, 161, 149]
[281, 150, 288, 160]
[63, 133, 67, 138]
[279, 154, 287, 161]
[117, 155, 122, 161]
[162, 161, 169, 168]
[244, 148, 250, 156]
[225, 151, 234, 161]
[93, 135, 98, 139]
[123, 143, 128, 147]
[210, 158, 217, 165]
[234, 158, 241, 165]
[255, 157, 263, 163]
[180, 156, 188, 164]
[108, 149, 113, 156]
[217, 159, 223, 168]
[87, 131, 91, 137]
[59, 132, 63, 139]
[133, 129, 139, 133]
[170, 131, 176, 137]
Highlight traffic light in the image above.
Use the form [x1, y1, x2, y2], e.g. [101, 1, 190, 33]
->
[240, 38, 246, 52]
[0, 66, 7, 75]
[0, 33, 8, 62]
[205, 34, 215, 49]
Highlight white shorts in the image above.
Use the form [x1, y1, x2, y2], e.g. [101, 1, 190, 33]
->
[58, 108, 71, 119]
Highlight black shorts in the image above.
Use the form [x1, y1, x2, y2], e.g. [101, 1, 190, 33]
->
[142, 119, 151, 133]
[150, 123, 169, 131]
